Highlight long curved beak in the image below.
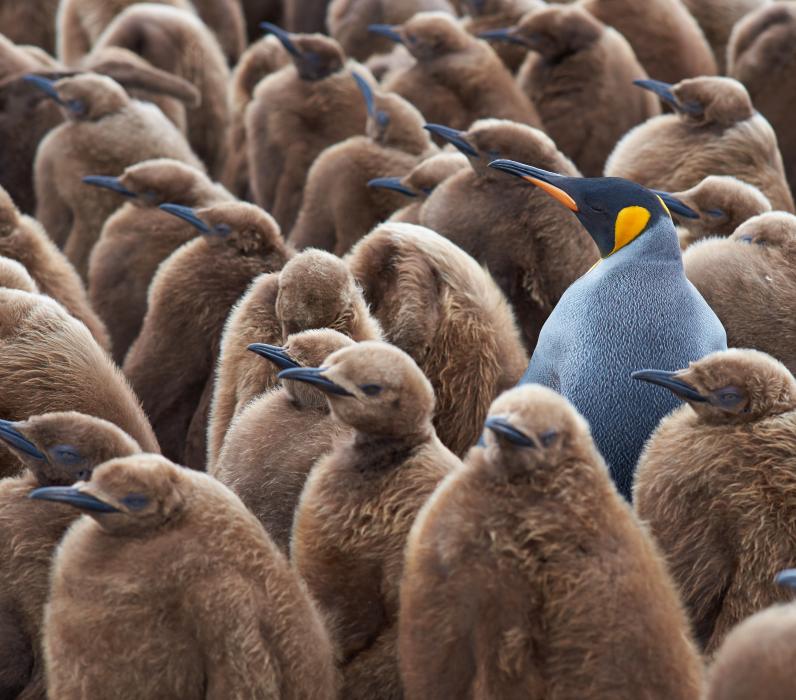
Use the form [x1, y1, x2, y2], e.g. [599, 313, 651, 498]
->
[424, 124, 479, 157]
[0, 419, 45, 460]
[368, 24, 403, 44]
[23, 74, 63, 103]
[248, 343, 300, 371]
[28, 486, 119, 513]
[82, 175, 137, 198]
[631, 370, 708, 403]
[489, 159, 579, 212]
[261, 22, 302, 57]
[352, 72, 376, 117]
[484, 416, 536, 448]
[653, 190, 699, 220]
[277, 367, 354, 396]
[367, 177, 418, 198]
[159, 203, 210, 233]
[478, 28, 527, 46]
[633, 79, 702, 115]
[775, 569, 796, 589]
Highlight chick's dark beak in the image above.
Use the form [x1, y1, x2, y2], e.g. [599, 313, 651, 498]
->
[159, 203, 210, 233]
[424, 124, 479, 158]
[23, 74, 62, 103]
[82, 175, 137, 198]
[0, 419, 45, 460]
[488, 159, 579, 212]
[775, 569, 796, 589]
[277, 367, 354, 396]
[631, 369, 708, 403]
[248, 343, 301, 371]
[368, 24, 404, 44]
[28, 486, 119, 513]
[352, 72, 376, 117]
[367, 177, 418, 198]
[485, 416, 536, 448]
[478, 28, 526, 46]
[261, 22, 302, 57]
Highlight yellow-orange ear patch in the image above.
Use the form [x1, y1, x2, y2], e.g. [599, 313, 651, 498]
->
[610, 206, 651, 256]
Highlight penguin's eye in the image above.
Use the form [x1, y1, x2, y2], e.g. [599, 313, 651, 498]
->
[705, 208, 725, 218]
[360, 384, 382, 396]
[51, 445, 82, 465]
[121, 494, 149, 511]
[540, 430, 558, 447]
[420, 186, 434, 195]
[214, 223, 231, 236]
[67, 99, 86, 116]
[712, 385, 747, 411]
[376, 111, 390, 128]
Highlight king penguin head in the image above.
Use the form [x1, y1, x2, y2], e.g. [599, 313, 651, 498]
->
[489, 159, 698, 258]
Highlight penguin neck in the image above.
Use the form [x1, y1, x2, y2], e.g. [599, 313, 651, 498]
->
[600, 218, 684, 271]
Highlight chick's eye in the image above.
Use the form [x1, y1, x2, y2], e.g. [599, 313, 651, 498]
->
[540, 430, 558, 447]
[361, 384, 382, 396]
[121, 494, 149, 511]
[376, 111, 390, 128]
[214, 223, 231, 236]
[52, 445, 82, 465]
[67, 99, 85, 115]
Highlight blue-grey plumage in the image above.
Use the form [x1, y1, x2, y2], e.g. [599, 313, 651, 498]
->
[491, 160, 727, 498]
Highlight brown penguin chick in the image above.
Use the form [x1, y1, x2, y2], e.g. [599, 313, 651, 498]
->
[683, 213, 796, 376]
[289, 341, 463, 700]
[632, 349, 796, 654]
[284, 0, 333, 33]
[241, 0, 284, 42]
[0, 412, 140, 699]
[418, 119, 598, 351]
[376, 12, 543, 134]
[327, 0, 456, 62]
[0, 184, 111, 351]
[0, 256, 38, 292]
[485, 5, 660, 177]
[221, 35, 290, 200]
[207, 248, 382, 469]
[39, 453, 338, 700]
[684, 0, 767, 73]
[31, 73, 202, 279]
[373, 151, 469, 224]
[0, 0, 59, 55]
[579, 0, 716, 83]
[400, 385, 704, 700]
[85, 159, 233, 364]
[123, 202, 291, 469]
[347, 223, 528, 456]
[672, 175, 771, 249]
[706, 580, 796, 700]
[0, 32, 60, 81]
[605, 76, 795, 213]
[188, 0, 247, 66]
[461, 0, 544, 72]
[246, 27, 369, 232]
[289, 73, 437, 255]
[93, 4, 231, 178]
[214, 329, 355, 553]
[0, 290, 158, 474]
[728, 3, 796, 198]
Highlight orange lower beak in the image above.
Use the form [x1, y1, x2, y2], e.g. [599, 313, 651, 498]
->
[525, 176, 579, 212]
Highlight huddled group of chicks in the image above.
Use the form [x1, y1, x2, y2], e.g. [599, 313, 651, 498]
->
[0, 0, 795, 698]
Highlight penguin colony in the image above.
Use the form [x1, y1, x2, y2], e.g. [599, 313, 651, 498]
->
[0, 1, 794, 698]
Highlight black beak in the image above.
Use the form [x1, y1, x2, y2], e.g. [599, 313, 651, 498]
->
[28, 486, 119, 513]
[82, 175, 137, 198]
[631, 369, 708, 403]
[478, 28, 527, 46]
[654, 190, 699, 220]
[368, 24, 403, 44]
[352, 72, 376, 117]
[775, 569, 796, 589]
[367, 177, 418, 198]
[484, 416, 536, 448]
[159, 203, 211, 234]
[247, 343, 300, 371]
[633, 79, 702, 115]
[489, 159, 580, 212]
[277, 367, 354, 396]
[0, 419, 45, 460]
[261, 22, 302, 57]
[23, 74, 63, 103]
[424, 124, 479, 158]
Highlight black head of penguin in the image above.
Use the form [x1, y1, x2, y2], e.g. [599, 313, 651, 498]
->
[489, 159, 697, 258]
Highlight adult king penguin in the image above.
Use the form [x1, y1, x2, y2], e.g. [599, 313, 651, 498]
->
[490, 160, 727, 497]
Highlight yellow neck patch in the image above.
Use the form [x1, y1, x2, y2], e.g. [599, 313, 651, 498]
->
[608, 205, 651, 256]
